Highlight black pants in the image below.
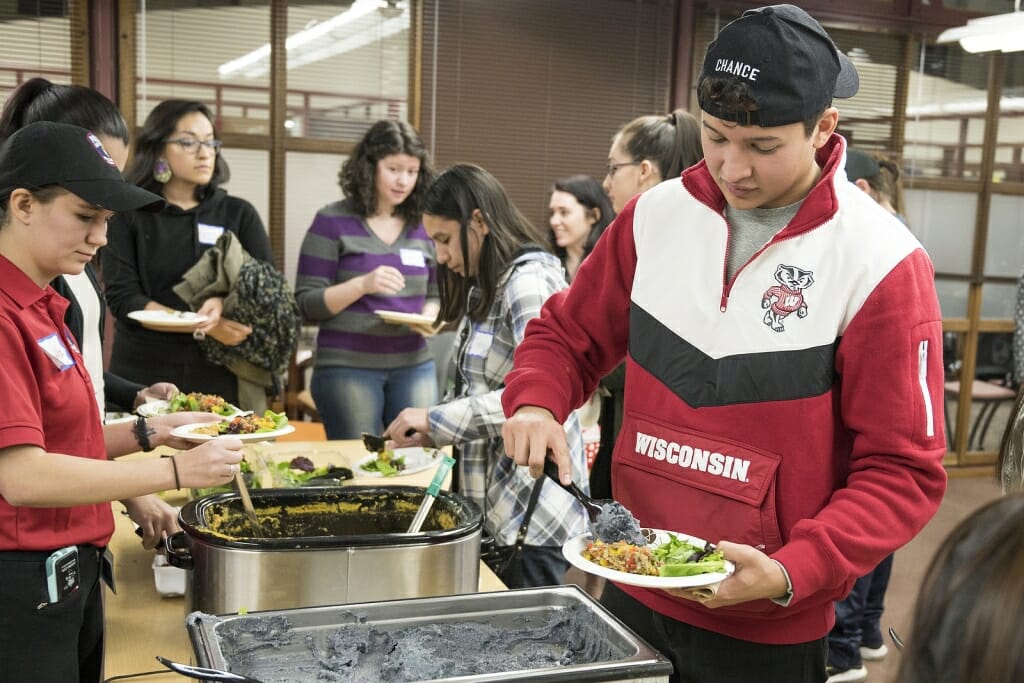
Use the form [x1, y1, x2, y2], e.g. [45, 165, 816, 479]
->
[111, 329, 239, 405]
[0, 545, 105, 682]
[494, 545, 569, 589]
[601, 582, 828, 683]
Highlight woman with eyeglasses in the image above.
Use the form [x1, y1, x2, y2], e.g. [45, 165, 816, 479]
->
[589, 110, 704, 506]
[102, 100, 273, 408]
[602, 109, 702, 213]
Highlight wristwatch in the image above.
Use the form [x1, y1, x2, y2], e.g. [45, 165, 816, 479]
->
[134, 415, 154, 452]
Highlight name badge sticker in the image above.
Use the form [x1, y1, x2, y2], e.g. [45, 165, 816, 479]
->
[197, 223, 225, 245]
[63, 331, 80, 355]
[38, 333, 75, 371]
[399, 248, 426, 268]
[467, 331, 493, 358]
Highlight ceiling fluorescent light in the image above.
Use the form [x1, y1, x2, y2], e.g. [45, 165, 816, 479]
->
[936, 3, 1024, 53]
[218, 0, 401, 79]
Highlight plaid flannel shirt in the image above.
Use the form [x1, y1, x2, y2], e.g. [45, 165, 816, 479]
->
[427, 251, 589, 547]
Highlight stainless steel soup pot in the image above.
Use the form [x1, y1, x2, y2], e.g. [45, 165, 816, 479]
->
[166, 486, 482, 614]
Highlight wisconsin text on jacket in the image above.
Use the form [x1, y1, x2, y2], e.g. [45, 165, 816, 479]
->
[634, 431, 751, 483]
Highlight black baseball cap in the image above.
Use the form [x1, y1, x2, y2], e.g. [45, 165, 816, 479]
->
[845, 149, 881, 182]
[0, 121, 163, 211]
[697, 4, 859, 127]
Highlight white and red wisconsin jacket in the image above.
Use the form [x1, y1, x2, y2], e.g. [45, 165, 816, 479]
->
[503, 134, 948, 644]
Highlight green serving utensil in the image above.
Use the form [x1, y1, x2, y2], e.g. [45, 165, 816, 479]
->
[406, 455, 456, 533]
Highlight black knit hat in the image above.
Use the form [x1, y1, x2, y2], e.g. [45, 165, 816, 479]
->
[0, 121, 162, 211]
[698, 4, 859, 127]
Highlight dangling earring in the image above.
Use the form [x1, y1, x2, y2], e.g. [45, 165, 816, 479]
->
[153, 159, 172, 184]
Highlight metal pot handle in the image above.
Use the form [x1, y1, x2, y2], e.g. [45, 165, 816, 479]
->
[164, 531, 193, 570]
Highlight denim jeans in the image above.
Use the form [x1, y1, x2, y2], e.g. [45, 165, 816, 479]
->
[827, 554, 894, 669]
[311, 360, 438, 440]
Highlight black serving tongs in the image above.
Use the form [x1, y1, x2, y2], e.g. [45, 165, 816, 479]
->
[361, 432, 388, 454]
[361, 429, 417, 454]
[157, 656, 265, 682]
[541, 459, 646, 545]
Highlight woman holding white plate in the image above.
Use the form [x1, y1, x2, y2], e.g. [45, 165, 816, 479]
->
[294, 120, 439, 439]
[101, 100, 274, 408]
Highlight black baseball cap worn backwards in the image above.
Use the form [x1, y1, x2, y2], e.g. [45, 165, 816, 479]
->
[0, 121, 163, 211]
[698, 4, 859, 127]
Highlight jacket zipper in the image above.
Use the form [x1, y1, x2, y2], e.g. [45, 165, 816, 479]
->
[718, 216, 832, 313]
[918, 340, 935, 438]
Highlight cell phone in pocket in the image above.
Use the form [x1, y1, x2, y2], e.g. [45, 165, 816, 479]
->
[45, 545, 80, 603]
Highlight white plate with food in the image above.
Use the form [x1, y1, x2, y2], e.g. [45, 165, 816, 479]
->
[137, 394, 244, 418]
[127, 310, 208, 331]
[355, 447, 441, 477]
[170, 420, 296, 443]
[375, 310, 438, 326]
[562, 528, 734, 589]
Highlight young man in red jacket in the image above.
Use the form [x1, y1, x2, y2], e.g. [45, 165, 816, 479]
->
[501, 5, 947, 682]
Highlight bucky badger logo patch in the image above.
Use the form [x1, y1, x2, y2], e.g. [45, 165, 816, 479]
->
[761, 264, 814, 332]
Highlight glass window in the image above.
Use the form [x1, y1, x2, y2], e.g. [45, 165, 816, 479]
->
[0, 0, 78, 99]
[995, 51, 1024, 184]
[984, 195, 1024, 279]
[284, 2, 409, 140]
[905, 43, 990, 181]
[905, 188, 976, 275]
[830, 29, 903, 153]
[220, 147, 269, 229]
[135, 1, 271, 132]
[981, 282, 1016, 318]
[285, 150, 348, 282]
[936, 280, 970, 318]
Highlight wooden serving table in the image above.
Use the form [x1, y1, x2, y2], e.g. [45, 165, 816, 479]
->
[103, 439, 505, 680]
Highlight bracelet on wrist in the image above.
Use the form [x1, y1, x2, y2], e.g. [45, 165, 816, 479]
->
[164, 454, 182, 490]
[134, 415, 154, 452]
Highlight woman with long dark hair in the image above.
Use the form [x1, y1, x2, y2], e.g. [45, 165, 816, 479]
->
[101, 100, 274, 408]
[385, 164, 588, 588]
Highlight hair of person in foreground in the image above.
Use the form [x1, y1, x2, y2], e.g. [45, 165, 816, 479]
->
[895, 492, 1024, 683]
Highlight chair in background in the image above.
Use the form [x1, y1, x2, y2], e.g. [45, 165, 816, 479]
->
[944, 379, 1018, 450]
[284, 347, 320, 422]
[944, 332, 1017, 450]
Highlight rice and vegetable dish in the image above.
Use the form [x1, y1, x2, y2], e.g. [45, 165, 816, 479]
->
[582, 532, 728, 578]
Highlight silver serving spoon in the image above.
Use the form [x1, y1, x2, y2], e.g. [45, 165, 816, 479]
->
[157, 656, 265, 682]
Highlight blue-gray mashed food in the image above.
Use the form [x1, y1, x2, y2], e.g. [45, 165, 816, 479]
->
[593, 501, 646, 545]
[200, 604, 622, 682]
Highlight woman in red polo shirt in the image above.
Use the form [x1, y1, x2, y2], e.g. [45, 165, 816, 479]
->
[0, 122, 245, 682]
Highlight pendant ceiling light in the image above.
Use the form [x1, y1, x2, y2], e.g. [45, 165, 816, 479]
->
[937, 0, 1024, 53]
